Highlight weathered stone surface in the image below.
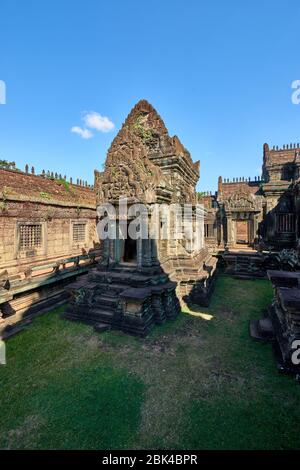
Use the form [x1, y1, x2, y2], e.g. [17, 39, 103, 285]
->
[65, 100, 217, 336]
[0, 169, 99, 337]
[202, 143, 300, 252]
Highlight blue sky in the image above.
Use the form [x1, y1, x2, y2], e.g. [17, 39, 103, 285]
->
[0, 0, 300, 191]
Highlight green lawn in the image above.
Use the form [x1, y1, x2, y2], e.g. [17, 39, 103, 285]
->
[1, 276, 300, 450]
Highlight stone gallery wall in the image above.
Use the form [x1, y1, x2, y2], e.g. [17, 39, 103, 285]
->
[0, 201, 98, 272]
[0, 168, 100, 337]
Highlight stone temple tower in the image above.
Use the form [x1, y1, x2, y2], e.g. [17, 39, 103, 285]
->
[64, 100, 217, 336]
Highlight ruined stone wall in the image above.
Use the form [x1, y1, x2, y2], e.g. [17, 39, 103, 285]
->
[0, 169, 100, 337]
[0, 168, 98, 276]
[0, 200, 98, 276]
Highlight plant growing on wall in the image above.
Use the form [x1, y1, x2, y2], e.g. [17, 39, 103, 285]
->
[40, 192, 51, 199]
[133, 114, 154, 143]
[197, 192, 206, 201]
[0, 186, 10, 211]
[0, 160, 18, 170]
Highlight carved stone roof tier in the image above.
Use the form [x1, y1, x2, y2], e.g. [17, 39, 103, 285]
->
[95, 100, 200, 205]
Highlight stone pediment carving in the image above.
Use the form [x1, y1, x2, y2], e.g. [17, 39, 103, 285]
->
[95, 126, 169, 204]
[94, 99, 199, 206]
[224, 191, 262, 212]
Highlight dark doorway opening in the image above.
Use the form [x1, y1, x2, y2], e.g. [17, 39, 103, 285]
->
[123, 236, 137, 263]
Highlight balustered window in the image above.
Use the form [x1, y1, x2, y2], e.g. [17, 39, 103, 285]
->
[276, 213, 295, 233]
[19, 224, 42, 250]
[73, 222, 86, 242]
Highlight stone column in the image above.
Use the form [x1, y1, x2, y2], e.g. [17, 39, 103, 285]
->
[218, 215, 224, 247]
[226, 212, 234, 248]
[107, 213, 117, 266]
[142, 238, 152, 268]
[195, 204, 205, 251]
[253, 214, 258, 244]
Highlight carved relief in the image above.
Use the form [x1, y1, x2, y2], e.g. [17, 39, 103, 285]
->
[94, 100, 199, 207]
[224, 192, 262, 212]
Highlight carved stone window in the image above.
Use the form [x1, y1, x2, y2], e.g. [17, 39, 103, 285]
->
[19, 224, 42, 250]
[73, 223, 86, 243]
[276, 213, 295, 233]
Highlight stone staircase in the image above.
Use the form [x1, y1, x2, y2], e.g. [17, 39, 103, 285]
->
[249, 317, 275, 342]
[63, 264, 181, 336]
[221, 251, 265, 279]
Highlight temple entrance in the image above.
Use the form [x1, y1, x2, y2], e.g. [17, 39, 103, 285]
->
[236, 220, 249, 244]
[123, 236, 137, 263]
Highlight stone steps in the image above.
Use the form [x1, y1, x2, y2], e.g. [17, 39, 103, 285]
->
[92, 308, 115, 318]
[249, 317, 274, 342]
[94, 294, 119, 309]
[94, 323, 111, 333]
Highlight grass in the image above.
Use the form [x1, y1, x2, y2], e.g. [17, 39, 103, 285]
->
[0, 276, 300, 449]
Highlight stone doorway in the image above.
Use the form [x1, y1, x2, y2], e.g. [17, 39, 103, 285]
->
[236, 220, 249, 244]
[123, 236, 137, 263]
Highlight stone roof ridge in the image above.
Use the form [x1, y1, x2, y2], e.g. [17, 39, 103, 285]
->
[122, 99, 169, 135]
[266, 142, 300, 152]
[0, 167, 95, 206]
[0, 166, 92, 189]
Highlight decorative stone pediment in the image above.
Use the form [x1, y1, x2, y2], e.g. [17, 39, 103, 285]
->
[95, 126, 169, 204]
[224, 191, 262, 212]
[94, 99, 199, 206]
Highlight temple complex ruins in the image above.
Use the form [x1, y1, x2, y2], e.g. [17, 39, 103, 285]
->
[201, 142, 300, 376]
[0, 100, 300, 374]
[202, 143, 300, 253]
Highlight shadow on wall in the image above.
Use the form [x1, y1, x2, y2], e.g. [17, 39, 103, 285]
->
[258, 183, 297, 251]
[0, 247, 101, 339]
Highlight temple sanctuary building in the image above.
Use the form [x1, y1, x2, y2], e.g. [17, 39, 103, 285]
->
[65, 100, 217, 336]
[203, 143, 300, 252]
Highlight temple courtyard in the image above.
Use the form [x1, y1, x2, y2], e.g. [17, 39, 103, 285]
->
[1, 276, 300, 450]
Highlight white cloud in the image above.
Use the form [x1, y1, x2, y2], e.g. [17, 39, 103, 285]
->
[83, 111, 115, 133]
[71, 110, 114, 139]
[71, 126, 93, 139]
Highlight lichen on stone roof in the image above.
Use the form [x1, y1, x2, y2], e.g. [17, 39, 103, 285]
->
[0, 169, 96, 207]
[95, 100, 200, 205]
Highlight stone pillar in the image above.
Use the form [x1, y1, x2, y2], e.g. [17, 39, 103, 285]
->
[195, 204, 205, 251]
[151, 238, 159, 265]
[107, 214, 117, 266]
[148, 208, 159, 265]
[226, 213, 234, 248]
[142, 238, 152, 268]
[218, 216, 224, 246]
[136, 238, 142, 268]
[253, 214, 259, 244]
[100, 238, 110, 267]
[109, 239, 116, 266]
[139, 212, 151, 268]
